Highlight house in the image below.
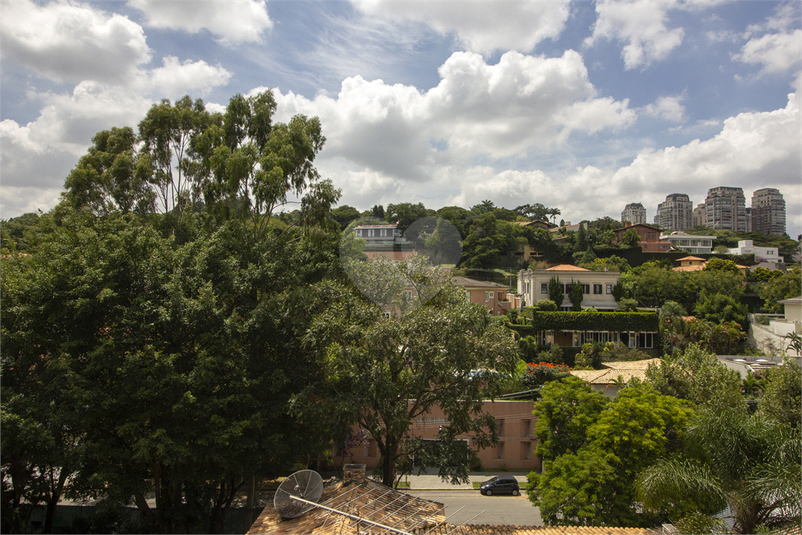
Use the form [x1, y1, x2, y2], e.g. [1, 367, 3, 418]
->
[517, 265, 620, 311]
[613, 223, 672, 253]
[749, 296, 802, 356]
[728, 239, 785, 271]
[672, 256, 749, 274]
[353, 224, 403, 246]
[672, 255, 707, 272]
[660, 231, 715, 254]
[337, 400, 541, 473]
[569, 359, 661, 397]
[452, 276, 513, 316]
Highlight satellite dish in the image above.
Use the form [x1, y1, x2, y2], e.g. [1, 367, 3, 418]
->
[274, 470, 324, 519]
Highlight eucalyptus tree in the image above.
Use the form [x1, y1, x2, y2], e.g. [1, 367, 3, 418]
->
[138, 95, 218, 218]
[200, 91, 339, 237]
[62, 126, 155, 215]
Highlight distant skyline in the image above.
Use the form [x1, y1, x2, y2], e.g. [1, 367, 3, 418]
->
[1, 1, 800, 237]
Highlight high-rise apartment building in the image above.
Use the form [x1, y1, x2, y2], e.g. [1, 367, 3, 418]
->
[654, 193, 693, 230]
[751, 188, 786, 236]
[704, 186, 747, 232]
[621, 203, 647, 224]
[692, 203, 706, 228]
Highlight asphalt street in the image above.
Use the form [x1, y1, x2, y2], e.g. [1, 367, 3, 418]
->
[405, 490, 542, 526]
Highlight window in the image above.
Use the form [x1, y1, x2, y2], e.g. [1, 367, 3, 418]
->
[383, 311, 391, 319]
[638, 332, 655, 348]
[606, 284, 614, 294]
[541, 283, 548, 294]
[523, 420, 531, 437]
[498, 419, 505, 436]
[368, 229, 374, 237]
[521, 442, 531, 460]
[497, 442, 505, 459]
[583, 284, 590, 294]
[356, 229, 363, 237]
[498, 292, 505, 300]
[485, 291, 493, 301]
[594, 284, 602, 294]
[380, 229, 387, 237]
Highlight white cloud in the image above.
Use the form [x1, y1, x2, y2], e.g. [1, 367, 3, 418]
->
[127, 0, 272, 45]
[352, 0, 571, 55]
[146, 56, 232, 97]
[735, 29, 802, 76]
[274, 50, 635, 184]
[605, 91, 801, 215]
[0, 0, 151, 83]
[587, 0, 685, 69]
[587, 0, 731, 70]
[640, 95, 686, 122]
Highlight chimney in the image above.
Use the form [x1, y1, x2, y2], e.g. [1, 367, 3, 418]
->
[343, 464, 366, 482]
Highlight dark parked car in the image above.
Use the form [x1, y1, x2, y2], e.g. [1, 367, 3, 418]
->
[479, 476, 520, 496]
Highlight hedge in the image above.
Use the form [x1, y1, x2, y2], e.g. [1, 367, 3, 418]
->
[512, 310, 658, 333]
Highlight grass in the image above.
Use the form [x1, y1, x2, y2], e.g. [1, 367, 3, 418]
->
[472, 482, 482, 489]
[395, 481, 411, 489]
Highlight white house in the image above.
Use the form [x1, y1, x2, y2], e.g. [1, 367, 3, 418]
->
[659, 231, 715, 254]
[517, 264, 621, 311]
[727, 240, 783, 264]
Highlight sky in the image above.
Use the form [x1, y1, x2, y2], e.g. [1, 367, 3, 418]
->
[1, 0, 801, 237]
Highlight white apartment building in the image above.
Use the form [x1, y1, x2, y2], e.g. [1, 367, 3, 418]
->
[654, 193, 693, 230]
[621, 203, 647, 225]
[751, 188, 786, 236]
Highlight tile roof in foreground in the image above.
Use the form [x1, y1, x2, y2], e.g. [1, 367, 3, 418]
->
[420, 526, 657, 534]
[248, 475, 658, 535]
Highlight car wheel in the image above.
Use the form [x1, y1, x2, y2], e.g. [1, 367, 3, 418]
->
[486, 489, 492, 496]
[512, 489, 520, 496]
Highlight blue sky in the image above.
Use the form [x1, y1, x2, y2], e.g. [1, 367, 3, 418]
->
[2, 0, 800, 237]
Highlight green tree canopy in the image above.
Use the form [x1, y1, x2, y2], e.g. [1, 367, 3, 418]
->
[299, 274, 520, 487]
[532, 377, 607, 462]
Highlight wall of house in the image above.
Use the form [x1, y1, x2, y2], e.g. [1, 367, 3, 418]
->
[336, 400, 541, 473]
[517, 269, 621, 310]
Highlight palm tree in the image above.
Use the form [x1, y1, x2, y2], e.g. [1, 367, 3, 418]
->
[637, 406, 801, 533]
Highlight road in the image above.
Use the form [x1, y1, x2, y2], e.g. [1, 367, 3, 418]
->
[407, 490, 542, 526]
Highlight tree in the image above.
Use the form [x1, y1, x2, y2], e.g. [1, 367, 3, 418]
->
[300, 277, 520, 487]
[531, 377, 607, 462]
[531, 383, 696, 527]
[757, 360, 801, 428]
[385, 202, 432, 237]
[621, 228, 641, 247]
[138, 95, 217, 218]
[645, 344, 745, 413]
[637, 405, 801, 533]
[568, 280, 584, 311]
[759, 265, 801, 313]
[331, 205, 362, 230]
[547, 276, 564, 308]
[62, 127, 155, 216]
[694, 292, 748, 326]
[460, 214, 522, 269]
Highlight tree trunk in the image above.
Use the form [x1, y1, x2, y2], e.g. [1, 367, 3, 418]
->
[42, 468, 68, 533]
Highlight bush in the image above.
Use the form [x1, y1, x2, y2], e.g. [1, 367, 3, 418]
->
[535, 299, 558, 311]
[522, 362, 572, 388]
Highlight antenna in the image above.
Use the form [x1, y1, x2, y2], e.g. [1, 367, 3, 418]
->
[274, 470, 324, 519]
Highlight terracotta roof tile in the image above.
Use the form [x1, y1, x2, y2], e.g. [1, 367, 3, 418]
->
[546, 264, 589, 271]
